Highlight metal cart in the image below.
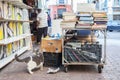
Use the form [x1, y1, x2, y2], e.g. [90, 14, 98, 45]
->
[61, 26, 107, 73]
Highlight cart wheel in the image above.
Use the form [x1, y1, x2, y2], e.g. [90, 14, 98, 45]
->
[98, 65, 103, 73]
[64, 67, 68, 73]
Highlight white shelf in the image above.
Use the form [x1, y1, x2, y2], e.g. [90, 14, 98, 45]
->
[0, 19, 33, 22]
[1, 0, 32, 9]
[0, 34, 32, 45]
[0, 0, 32, 69]
[0, 46, 28, 69]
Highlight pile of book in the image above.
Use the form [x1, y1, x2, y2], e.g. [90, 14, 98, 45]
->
[92, 11, 107, 29]
[76, 12, 94, 29]
[64, 42, 102, 63]
[60, 21, 76, 29]
[61, 11, 108, 30]
[60, 12, 77, 29]
[62, 12, 77, 21]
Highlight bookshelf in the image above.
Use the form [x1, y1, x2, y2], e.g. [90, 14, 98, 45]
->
[0, 0, 32, 69]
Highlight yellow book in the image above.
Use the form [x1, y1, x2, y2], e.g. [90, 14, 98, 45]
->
[17, 23, 20, 35]
[7, 43, 12, 56]
[17, 22, 23, 35]
[12, 5, 15, 19]
[17, 13, 21, 20]
[13, 23, 17, 36]
[8, 22, 14, 36]
[19, 23, 23, 48]
[17, 8, 22, 20]
[8, 22, 13, 30]
[0, 24, 3, 40]
[7, 22, 14, 37]
[20, 39, 24, 48]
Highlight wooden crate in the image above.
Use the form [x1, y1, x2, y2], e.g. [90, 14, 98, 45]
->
[40, 38, 62, 53]
[77, 35, 96, 43]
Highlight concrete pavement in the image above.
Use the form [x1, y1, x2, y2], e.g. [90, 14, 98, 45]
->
[0, 19, 120, 80]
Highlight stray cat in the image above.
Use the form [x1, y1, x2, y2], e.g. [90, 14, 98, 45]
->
[15, 49, 44, 74]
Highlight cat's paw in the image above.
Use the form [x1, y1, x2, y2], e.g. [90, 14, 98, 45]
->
[29, 71, 33, 74]
[28, 70, 33, 74]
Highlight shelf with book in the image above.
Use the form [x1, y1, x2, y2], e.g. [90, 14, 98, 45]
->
[0, 19, 33, 22]
[0, 1, 32, 69]
[0, 46, 28, 68]
[1, 0, 32, 9]
[0, 33, 32, 45]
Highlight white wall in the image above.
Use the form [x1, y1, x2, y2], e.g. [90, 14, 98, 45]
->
[72, 0, 88, 12]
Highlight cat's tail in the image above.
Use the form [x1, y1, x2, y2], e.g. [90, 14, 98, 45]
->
[15, 54, 24, 62]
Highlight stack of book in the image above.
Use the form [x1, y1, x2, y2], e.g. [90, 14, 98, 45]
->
[92, 11, 107, 29]
[76, 12, 94, 29]
[60, 21, 76, 29]
[64, 42, 102, 63]
[62, 12, 77, 21]
[61, 12, 77, 28]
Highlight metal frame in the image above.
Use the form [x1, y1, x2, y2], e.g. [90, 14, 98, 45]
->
[61, 27, 107, 73]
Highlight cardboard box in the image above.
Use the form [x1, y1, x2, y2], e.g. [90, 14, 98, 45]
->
[77, 35, 96, 43]
[40, 38, 62, 53]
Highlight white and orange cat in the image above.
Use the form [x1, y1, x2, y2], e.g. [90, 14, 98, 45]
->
[15, 49, 44, 74]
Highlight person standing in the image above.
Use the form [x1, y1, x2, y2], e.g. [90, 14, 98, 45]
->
[36, 9, 48, 44]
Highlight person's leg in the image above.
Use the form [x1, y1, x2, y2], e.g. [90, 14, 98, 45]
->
[37, 28, 43, 43]
[43, 27, 48, 37]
